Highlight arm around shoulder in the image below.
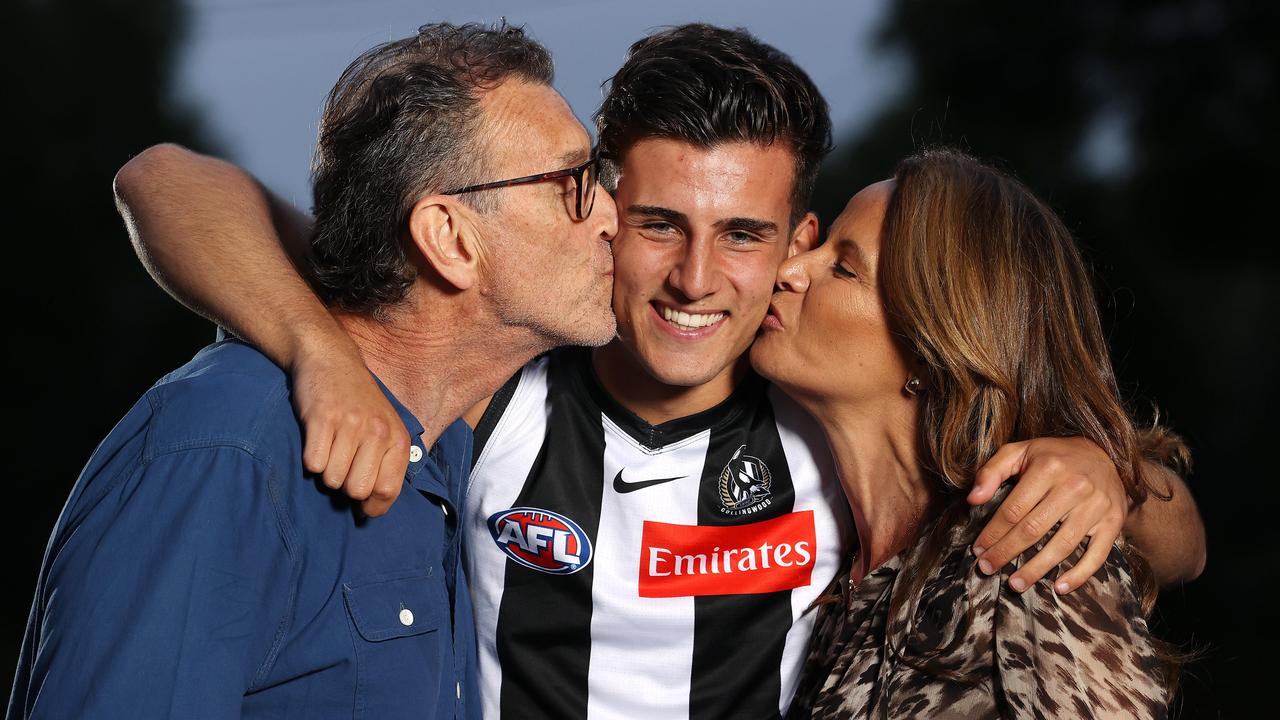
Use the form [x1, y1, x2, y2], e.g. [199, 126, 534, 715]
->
[112, 144, 410, 515]
[1124, 461, 1206, 586]
[113, 142, 328, 367]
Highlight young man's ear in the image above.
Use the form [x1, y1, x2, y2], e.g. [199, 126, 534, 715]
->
[406, 195, 483, 291]
[788, 211, 820, 258]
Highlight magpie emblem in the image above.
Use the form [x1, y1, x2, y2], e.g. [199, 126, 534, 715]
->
[717, 445, 773, 515]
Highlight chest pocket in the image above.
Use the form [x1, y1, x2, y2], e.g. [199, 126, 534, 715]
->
[343, 572, 449, 718]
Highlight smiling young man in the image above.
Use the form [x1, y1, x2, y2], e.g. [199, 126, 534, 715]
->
[113, 23, 1205, 720]
[462, 40, 842, 715]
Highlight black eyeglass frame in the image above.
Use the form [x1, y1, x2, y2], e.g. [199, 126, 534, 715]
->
[441, 149, 599, 221]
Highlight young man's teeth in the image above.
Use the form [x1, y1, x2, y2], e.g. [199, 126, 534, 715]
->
[661, 306, 725, 329]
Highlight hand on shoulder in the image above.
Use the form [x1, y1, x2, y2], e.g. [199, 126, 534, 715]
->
[291, 336, 410, 516]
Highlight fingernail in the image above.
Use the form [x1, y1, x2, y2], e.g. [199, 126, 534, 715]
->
[978, 559, 993, 574]
[972, 544, 985, 557]
[1009, 577, 1026, 592]
[1056, 581, 1070, 594]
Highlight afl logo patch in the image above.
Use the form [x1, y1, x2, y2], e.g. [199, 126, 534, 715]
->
[718, 445, 773, 516]
[488, 507, 593, 575]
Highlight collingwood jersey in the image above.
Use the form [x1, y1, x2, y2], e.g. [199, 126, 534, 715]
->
[465, 348, 853, 720]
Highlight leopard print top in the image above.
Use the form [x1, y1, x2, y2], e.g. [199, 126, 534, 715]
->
[789, 493, 1169, 719]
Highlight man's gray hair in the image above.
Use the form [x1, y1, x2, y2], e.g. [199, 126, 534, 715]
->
[309, 21, 554, 315]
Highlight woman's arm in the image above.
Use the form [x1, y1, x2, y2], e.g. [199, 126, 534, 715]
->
[114, 144, 409, 515]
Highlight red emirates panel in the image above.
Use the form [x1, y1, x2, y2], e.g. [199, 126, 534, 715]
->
[638, 510, 817, 598]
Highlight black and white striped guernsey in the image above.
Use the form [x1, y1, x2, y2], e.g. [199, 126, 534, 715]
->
[465, 348, 853, 719]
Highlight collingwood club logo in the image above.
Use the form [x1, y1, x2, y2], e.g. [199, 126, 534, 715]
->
[718, 444, 772, 516]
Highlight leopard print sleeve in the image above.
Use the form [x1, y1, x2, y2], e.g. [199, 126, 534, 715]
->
[786, 491, 1172, 720]
[992, 542, 1170, 719]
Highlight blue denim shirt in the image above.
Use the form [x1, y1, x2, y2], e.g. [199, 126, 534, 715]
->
[9, 341, 480, 719]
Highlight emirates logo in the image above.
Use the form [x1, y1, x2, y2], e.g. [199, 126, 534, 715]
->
[638, 511, 817, 597]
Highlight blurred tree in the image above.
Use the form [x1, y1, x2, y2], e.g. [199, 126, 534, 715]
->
[1, 0, 214, 694]
[813, 1, 1277, 716]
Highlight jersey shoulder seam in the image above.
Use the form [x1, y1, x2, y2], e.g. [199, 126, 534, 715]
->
[471, 356, 550, 476]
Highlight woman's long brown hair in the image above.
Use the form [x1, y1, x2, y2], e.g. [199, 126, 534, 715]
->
[876, 148, 1190, 691]
[882, 148, 1185, 501]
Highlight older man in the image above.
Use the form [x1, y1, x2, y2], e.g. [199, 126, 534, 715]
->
[8, 23, 615, 720]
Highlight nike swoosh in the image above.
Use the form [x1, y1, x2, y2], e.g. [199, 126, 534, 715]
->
[613, 469, 686, 494]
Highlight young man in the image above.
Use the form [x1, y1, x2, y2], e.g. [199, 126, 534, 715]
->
[11, 23, 616, 719]
[114, 24, 1205, 719]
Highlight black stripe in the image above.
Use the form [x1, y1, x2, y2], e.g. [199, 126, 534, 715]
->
[496, 351, 604, 720]
[690, 390, 794, 720]
[471, 366, 524, 467]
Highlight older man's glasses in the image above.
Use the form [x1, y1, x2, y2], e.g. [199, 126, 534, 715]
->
[442, 150, 599, 221]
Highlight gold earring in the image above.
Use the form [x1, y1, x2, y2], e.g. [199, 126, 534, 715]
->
[904, 377, 922, 396]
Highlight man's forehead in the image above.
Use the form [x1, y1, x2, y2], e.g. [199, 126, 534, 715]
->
[481, 80, 590, 173]
[616, 138, 794, 221]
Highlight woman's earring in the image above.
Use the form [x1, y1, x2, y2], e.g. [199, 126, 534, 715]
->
[904, 377, 922, 396]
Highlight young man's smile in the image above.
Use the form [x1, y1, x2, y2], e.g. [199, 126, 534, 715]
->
[651, 300, 728, 336]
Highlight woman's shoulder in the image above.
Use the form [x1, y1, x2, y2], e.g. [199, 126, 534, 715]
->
[911, 489, 1171, 719]
[793, 488, 1170, 719]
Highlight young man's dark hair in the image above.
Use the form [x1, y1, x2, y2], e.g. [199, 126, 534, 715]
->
[595, 23, 833, 227]
[310, 21, 553, 314]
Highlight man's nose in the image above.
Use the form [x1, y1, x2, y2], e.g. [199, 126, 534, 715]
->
[590, 184, 619, 243]
[669, 237, 718, 300]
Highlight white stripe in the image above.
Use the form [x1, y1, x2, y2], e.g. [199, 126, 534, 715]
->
[465, 357, 551, 720]
[769, 386, 854, 715]
[584, 421, 710, 720]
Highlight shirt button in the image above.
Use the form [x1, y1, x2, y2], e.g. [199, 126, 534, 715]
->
[456, 681, 461, 699]
[399, 608, 414, 626]
[409, 445, 423, 463]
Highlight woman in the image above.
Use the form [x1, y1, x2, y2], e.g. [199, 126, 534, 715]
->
[753, 149, 1182, 719]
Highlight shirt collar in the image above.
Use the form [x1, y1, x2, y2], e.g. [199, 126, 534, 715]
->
[370, 374, 472, 501]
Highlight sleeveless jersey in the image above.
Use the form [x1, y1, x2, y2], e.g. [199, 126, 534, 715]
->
[464, 348, 853, 719]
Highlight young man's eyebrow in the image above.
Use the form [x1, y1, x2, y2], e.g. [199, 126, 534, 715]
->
[626, 205, 688, 224]
[713, 217, 778, 236]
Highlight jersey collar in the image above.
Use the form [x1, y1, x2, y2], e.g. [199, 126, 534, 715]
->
[573, 349, 766, 450]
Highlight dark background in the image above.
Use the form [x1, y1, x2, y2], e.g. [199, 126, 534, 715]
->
[4, 0, 1275, 716]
